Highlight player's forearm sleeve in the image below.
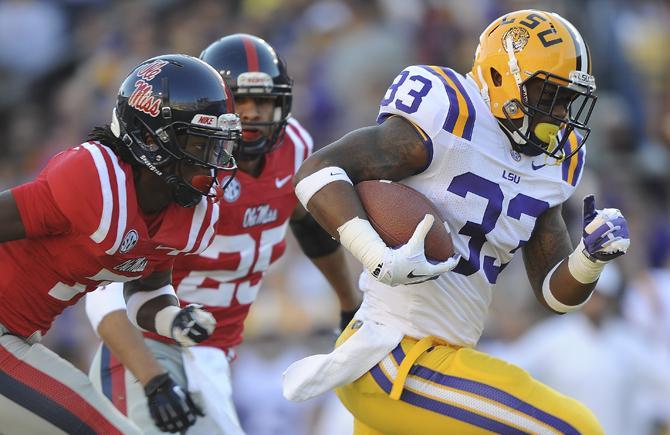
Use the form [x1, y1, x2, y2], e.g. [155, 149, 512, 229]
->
[85, 282, 128, 335]
[125, 284, 179, 333]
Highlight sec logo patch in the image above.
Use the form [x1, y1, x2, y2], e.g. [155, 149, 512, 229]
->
[120, 229, 139, 253]
[222, 176, 241, 203]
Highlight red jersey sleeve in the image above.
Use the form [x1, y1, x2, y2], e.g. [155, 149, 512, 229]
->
[286, 118, 314, 169]
[44, 146, 106, 236]
[12, 177, 70, 238]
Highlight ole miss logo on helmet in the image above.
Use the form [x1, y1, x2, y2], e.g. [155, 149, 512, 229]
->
[129, 80, 161, 117]
[136, 59, 169, 81]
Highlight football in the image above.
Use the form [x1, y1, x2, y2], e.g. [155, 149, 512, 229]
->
[355, 180, 455, 262]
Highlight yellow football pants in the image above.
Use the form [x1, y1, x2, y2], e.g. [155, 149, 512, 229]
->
[335, 322, 603, 435]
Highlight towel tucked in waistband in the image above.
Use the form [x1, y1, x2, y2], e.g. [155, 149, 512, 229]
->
[282, 319, 404, 402]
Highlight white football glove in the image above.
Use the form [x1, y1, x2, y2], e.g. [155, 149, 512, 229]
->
[172, 304, 215, 346]
[338, 214, 460, 287]
[376, 214, 460, 285]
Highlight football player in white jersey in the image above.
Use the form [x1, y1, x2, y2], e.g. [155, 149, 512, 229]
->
[284, 9, 630, 435]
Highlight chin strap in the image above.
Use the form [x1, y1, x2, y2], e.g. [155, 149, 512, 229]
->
[467, 67, 491, 110]
[501, 35, 535, 150]
[497, 113, 538, 161]
[498, 116, 530, 147]
[504, 36, 524, 88]
[164, 174, 202, 208]
[469, 38, 533, 151]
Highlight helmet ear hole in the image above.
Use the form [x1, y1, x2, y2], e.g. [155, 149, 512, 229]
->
[490, 67, 503, 87]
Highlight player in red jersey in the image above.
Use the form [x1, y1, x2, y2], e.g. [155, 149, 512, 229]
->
[85, 34, 360, 434]
[0, 54, 241, 434]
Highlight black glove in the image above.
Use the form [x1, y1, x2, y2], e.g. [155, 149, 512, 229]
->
[339, 306, 360, 333]
[144, 373, 203, 433]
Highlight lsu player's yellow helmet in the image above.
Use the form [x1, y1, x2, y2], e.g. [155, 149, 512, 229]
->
[469, 10, 597, 160]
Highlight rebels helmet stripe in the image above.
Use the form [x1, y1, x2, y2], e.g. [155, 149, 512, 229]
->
[242, 36, 260, 72]
[553, 13, 588, 74]
[224, 83, 235, 113]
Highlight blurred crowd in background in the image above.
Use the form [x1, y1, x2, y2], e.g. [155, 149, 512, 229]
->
[1, 0, 669, 433]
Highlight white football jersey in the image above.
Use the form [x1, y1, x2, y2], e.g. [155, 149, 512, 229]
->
[357, 65, 586, 347]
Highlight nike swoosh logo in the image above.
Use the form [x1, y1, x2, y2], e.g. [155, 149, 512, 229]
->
[407, 270, 432, 279]
[275, 175, 292, 189]
[155, 245, 175, 250]
[531, 162, 546, 170]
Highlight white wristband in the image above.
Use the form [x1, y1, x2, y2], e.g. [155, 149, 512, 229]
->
[125, 284, 177, 331]
[337, 217, 387, 276]
[295, 166, 353, 210]
[155, 305, 181, 338]
[542, 261, 593, 313]
[568, 240, 605, 284]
